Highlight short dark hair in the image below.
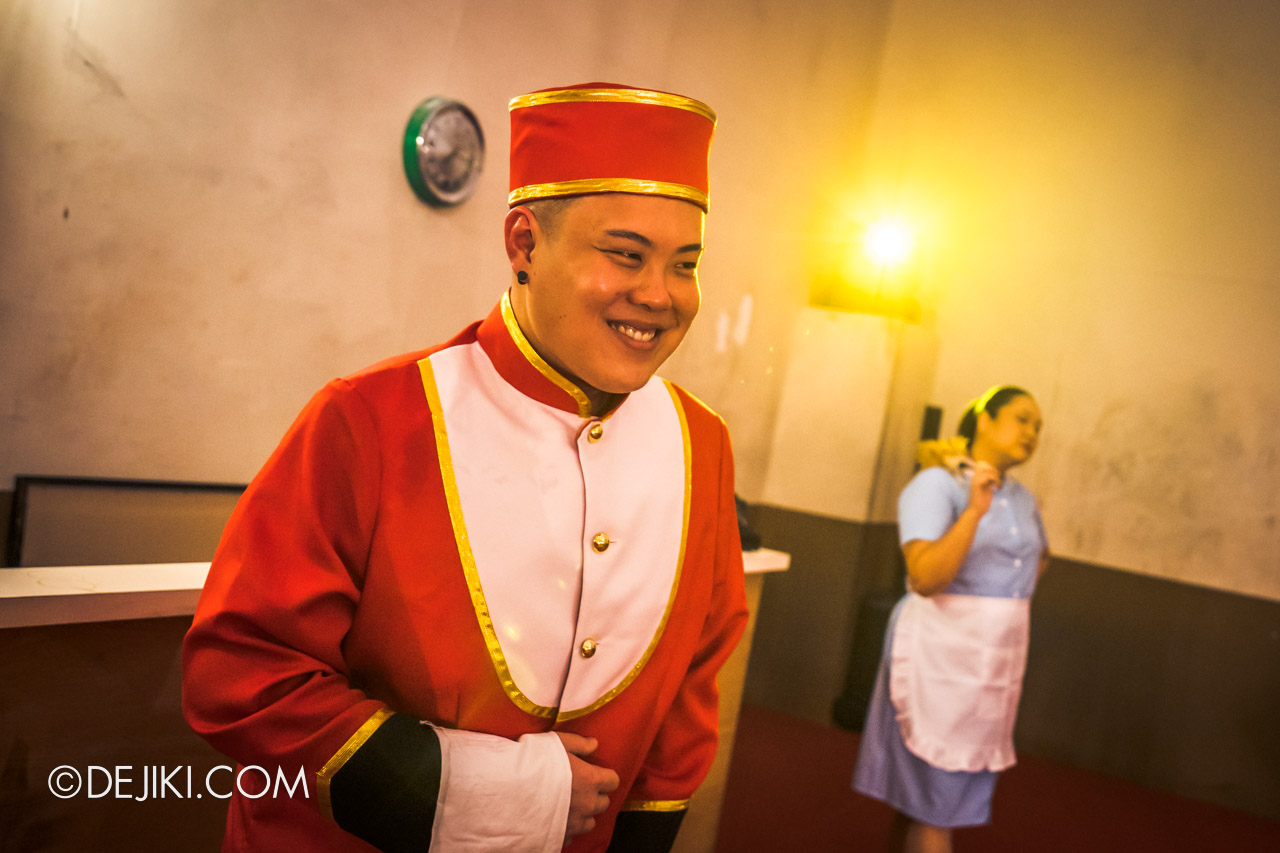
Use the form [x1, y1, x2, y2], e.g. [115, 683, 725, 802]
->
[523, 197, 579, 239]
[957, 385, 1033, 445]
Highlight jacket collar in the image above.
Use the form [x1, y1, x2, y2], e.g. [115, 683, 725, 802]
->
[475, 291, 600, 418]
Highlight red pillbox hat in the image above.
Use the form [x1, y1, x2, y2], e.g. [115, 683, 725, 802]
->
[508, 82, 716, 211]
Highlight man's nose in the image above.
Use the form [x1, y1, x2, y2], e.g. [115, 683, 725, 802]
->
[630, 266, 675, 310]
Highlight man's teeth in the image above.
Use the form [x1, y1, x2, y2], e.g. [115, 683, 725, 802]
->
[611, 322, 656, 342]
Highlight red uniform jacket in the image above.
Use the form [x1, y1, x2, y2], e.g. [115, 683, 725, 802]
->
[182, 296, 748, 852]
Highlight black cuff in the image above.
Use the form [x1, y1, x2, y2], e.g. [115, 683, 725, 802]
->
[607, 809, 687, 853]
[328, 713, 442, 853]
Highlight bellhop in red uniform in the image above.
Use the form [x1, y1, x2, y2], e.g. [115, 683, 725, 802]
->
[182, 83, 748, 853]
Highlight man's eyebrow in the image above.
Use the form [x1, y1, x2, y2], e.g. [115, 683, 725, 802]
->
[603, 230, 703, 254]
[604, 229, 653, 247]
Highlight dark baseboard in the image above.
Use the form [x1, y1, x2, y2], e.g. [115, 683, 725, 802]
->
[0, 489, 11, 564]
[1019, 556, 1280, 822]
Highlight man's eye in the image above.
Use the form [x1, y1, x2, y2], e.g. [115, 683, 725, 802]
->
[603, 249, 642, 263]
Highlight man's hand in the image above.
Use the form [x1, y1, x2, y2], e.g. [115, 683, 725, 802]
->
[555, 732, 619, 847]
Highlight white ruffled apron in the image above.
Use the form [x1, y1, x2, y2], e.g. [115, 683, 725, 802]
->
[888, 592, 1030, 772]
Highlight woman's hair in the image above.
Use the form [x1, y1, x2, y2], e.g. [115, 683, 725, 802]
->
[957, 385, 1033, 445]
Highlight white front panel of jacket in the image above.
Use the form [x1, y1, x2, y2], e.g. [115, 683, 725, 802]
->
[430, 341, 686, 712]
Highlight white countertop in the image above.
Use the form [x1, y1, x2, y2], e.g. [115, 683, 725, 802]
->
[0, 562, 210, 629]
[742, 547, 790, 574]
[0, 548, 790, 629]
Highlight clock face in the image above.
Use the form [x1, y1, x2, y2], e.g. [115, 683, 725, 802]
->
[403, 98, 485, 206]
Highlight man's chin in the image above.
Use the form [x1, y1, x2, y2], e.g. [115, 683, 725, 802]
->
[595, 379, 652, 395]
[588, 370, 660, 397]
[586, 362, 667, 396]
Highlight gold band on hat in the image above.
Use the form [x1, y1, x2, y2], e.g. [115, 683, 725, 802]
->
[509, 88, 716, 124]
[508, 178, 709, 209]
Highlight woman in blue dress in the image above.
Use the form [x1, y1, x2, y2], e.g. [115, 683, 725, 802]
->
[852, 385, 1049, 853]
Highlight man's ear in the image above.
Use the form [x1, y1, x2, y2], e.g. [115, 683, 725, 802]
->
[504, 206, 537, 265]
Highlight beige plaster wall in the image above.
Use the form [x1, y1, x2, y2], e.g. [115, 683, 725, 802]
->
[760, 307, 895, 521]
[0, 0, 892, 497]
[7, 0, 1273, 603]
[857, 0, 1280, 601]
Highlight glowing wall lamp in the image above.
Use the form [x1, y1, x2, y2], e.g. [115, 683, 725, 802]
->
[863, 219, 913, 268]
[811, 216, 922, 322]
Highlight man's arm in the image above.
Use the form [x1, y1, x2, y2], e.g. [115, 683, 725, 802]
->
[182, 378, 571, 853]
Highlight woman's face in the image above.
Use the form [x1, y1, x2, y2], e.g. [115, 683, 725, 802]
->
[977, 394, 1043, 467]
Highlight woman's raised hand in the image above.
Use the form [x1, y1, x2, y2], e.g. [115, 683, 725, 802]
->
[967, 461, 1001, 516]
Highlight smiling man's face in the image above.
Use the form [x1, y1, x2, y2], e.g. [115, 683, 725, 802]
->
[509, 193, 704, 410]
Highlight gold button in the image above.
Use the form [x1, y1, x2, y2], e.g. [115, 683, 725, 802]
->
[591, 532, 611, 553]
[580, 638, 597, 658]
[588, 423, 604, 442]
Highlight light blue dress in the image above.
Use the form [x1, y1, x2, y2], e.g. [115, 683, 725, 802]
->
[850, 466, 1046, 827]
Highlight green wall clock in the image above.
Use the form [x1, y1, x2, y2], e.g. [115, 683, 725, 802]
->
[402, 97, 485, 206]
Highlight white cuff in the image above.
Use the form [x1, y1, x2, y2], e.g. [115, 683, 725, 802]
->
[427, 726, 571, 853]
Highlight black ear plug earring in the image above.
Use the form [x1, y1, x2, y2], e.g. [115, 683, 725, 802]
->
[516, 270, 529, 284]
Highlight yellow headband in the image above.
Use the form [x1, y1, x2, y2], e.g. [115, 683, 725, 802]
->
[971, 384, 1013, 417]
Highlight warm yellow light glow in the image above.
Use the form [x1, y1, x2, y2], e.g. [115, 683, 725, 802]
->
[863, 220, 913, 267]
